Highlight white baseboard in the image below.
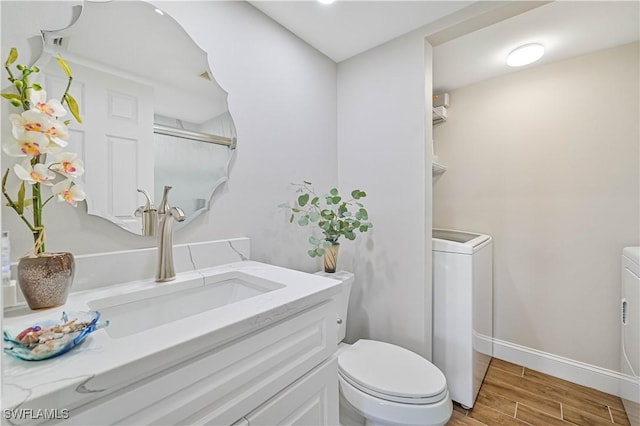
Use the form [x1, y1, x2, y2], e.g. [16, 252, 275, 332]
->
[491, 337, 634, 397]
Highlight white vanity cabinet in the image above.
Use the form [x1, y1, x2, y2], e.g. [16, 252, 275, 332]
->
[244, 356, 338, 426]
[54, 300, 338, 426]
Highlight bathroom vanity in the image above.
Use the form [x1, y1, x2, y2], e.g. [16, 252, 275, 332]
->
[3, 239, 341, 425]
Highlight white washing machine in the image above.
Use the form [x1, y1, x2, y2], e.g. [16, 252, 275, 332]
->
[621, 247, 640, 426]
[432, 228, 493, 409]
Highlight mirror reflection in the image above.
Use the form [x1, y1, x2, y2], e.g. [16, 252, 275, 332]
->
[36, 0, 237, 235]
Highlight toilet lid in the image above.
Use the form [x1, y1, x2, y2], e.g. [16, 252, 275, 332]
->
[338, 340, 447, 401]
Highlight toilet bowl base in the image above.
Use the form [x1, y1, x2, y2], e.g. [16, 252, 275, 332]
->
[339, 381, 452, 426]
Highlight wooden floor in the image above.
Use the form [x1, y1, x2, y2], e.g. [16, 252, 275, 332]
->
[447, 358, 630, 426]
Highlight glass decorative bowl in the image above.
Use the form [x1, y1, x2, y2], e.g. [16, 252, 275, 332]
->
[3, 310, 109, 361]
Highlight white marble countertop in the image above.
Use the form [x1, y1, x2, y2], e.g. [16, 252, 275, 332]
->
[2, 260, 341, 415]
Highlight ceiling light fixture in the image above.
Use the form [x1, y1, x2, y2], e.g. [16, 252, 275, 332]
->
[318, 0, 336, 4]
[507, 43, 544, 67]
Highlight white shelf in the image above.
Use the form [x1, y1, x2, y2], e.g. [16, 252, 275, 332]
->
[432, 161, 447, 176]
[432, 106, 447, 125]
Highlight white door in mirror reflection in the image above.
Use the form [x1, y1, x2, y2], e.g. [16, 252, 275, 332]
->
[44, 60, 154, 234]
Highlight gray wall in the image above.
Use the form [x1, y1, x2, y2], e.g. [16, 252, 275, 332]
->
[1, 1, 338, 273]
[433, 42, 640, 371]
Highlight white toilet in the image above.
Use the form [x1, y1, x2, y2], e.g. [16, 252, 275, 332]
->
[322, 271, 453, 426]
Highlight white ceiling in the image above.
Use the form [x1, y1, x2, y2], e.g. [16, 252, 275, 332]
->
[248, 0, 640, 92]
[249, 0, 474, 63]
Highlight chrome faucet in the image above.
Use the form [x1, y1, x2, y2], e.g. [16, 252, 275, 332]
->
[155, 186, 186, 282]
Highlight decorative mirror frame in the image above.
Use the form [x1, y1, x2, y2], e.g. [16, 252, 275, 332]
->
[33, 0, 237, 236]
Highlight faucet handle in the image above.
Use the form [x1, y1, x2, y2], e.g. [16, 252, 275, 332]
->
[158, 185, 173, 214]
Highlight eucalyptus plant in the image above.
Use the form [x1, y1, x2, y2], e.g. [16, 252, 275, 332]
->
[279, 181, 373, 258]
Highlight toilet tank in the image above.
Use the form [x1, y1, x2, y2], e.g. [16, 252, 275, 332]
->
[315, 271, 354, 342]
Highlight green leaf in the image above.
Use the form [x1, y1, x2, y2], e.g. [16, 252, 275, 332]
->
[355, 208, 368, 220]
[298, 216, 309, 226]
[309, 235, 320, 245]
[31, 83, 42, 91]
[298, 193, 309, 207]
[309, 211, 320, 222]
[330, 188, 338, 196]
[311, 196, 319, 206]
[57, 55, 73, 78]
[351, 189, 361, 199]
[303, 180, 312, 185]
[359, 225, 368, 232]
[322, 240, 333, 248]
[64, 93, 82, 123]
[1, 93, 20, 101]
[321, 209, 334, 219]
[5, 48, 18, 66]
[292, 207, 301, 213]
[289, 214, 294, 223]
[345, 231, 356, 240]
[308, 249, 318, 258]
[316, 247, 326, 256]
[16, 181, 25, 215]
[331, 196, 341, 204]
[358, 191, 367, 198]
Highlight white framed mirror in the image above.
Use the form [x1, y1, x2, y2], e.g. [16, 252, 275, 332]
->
[36, 0, 236, 235]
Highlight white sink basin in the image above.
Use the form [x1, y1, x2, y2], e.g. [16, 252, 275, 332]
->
[88, 271, 284, 338]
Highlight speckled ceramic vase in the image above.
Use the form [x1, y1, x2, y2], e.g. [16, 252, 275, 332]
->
[324, 243, 340, 273]
[18, 252, 75, 310]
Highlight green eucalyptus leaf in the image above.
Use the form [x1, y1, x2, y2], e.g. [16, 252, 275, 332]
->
[322, 240, 333, 248]
[298, 193, 309, 207]
[298, 216, 309, 226]
[309, 235, 320, 245]
[311, 196, 319, 206]
[292, 207, 301, 213]
[309, 211, 320, 222]
[303, 180, 312, 185]
[330, 188, 338, 196]
[289, 214, 294, 223]
[308, 249, 317, 258]
[359, 225, 369, 232]
[332, 196, 341, 204]
[316, 247, 326, 256]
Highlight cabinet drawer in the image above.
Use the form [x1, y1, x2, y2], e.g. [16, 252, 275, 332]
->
[246, 356, 338, 426]
[64, 300, 336, 425]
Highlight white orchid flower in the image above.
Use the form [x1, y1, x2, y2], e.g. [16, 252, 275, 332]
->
[10, 110, 69, 148]
[13, 160, 56, 186]
[2, 131, 54, 158]
[51, 152, 84, 178]
[30, 90, 67, 118]
[51, 179, 85, 207]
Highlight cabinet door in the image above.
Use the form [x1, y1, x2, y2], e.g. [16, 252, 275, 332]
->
[247, 356, 338, 426]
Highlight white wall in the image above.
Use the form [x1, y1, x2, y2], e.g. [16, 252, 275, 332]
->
[433, 42, 640, 372]
[337, 32, 433, 359]
[1, 1, 337, 272]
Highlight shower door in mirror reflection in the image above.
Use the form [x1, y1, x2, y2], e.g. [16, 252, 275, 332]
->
[34, 0, 237, 235]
